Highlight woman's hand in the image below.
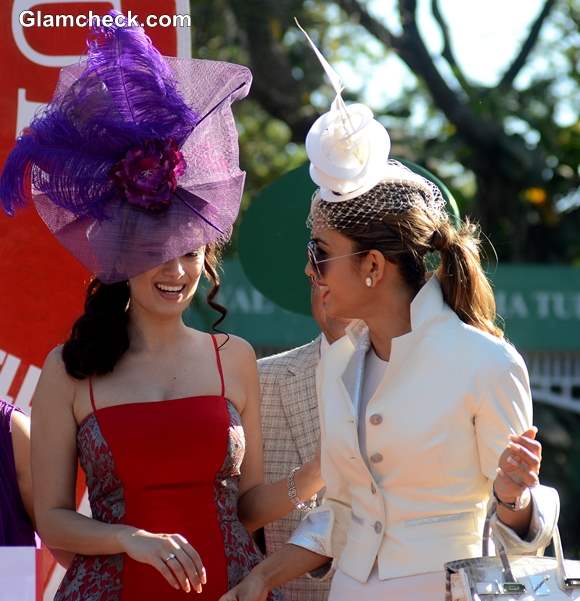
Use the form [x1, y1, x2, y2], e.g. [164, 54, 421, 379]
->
[118, 528, 206, 593]
[219, 545, 328, 601]
[494, 426, 541, 507]
[218, 570, 269, 601]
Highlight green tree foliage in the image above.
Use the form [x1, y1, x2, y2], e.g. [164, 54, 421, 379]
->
[189, 0, 579, 261]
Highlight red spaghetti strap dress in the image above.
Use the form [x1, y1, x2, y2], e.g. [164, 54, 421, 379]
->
[55, 334, 283, 600]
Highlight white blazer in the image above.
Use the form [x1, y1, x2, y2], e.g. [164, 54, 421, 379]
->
[290, 276, 557, 583]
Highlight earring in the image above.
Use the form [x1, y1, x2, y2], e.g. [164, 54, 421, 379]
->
[365, 277, 373, 288]
[125, 281, 131, 312]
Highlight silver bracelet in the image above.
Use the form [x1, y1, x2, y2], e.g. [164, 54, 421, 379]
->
[287, 466, 317, 513]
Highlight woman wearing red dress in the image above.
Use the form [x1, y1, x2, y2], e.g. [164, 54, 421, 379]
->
[0, 12, 321, 600]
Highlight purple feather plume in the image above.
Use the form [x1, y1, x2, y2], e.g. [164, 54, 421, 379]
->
[83, 11, 197, 140]
[0, 10, 198, 219]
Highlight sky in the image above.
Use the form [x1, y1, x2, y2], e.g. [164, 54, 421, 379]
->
[329, 0, 573, 123]
[313, 0, 577, 201]
[411, 0, 547, 84]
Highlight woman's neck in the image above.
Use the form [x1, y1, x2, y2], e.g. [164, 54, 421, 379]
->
[364, 285, 414, 361]
[127, 306, 191, 355]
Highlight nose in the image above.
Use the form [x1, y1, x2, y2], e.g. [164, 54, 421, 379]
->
[163, 257, 186, 278]
[305, 258, 324, 286]
[305, 259, 317, 282]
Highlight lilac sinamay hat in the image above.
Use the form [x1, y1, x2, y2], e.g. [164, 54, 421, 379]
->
[0, 12, 252, 283]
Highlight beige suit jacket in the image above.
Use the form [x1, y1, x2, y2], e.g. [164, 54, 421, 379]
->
[258, 338, 330, 601]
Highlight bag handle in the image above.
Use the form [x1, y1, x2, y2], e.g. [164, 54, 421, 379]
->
[481, 488, 577, 588]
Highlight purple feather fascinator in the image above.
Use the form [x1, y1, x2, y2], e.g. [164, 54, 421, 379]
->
[0, 11, 252, 282]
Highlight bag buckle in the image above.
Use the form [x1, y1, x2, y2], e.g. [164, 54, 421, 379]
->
[475, 581, 526, 595]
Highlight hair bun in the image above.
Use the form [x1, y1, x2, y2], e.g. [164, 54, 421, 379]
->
[431, 228, 450, 251]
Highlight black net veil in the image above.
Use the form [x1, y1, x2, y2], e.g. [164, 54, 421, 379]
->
[307, 160, 448, 232]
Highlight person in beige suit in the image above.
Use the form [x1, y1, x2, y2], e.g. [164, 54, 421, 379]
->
[258, 283, 348, 601]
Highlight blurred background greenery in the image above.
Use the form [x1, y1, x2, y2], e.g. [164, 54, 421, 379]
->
[186, 0, 579, 554]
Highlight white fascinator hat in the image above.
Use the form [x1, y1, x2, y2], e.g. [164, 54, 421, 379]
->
[296, 20, 447, 227]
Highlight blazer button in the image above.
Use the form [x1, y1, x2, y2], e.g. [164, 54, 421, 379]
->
[370, 483, 377, 494]
[369, 414, 383, 425]
[374, 521, 383, 534]
[370, 452, 383, 464]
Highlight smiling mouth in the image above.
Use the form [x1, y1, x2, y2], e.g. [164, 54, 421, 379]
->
[154, 284, 186, 294]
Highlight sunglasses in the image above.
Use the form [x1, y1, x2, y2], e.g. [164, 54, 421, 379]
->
[306, 239, 368, 281]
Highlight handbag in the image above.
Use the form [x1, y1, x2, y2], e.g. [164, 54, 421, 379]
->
[445, 497, 580, 600]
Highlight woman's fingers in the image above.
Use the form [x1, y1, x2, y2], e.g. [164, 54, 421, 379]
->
[175, 535, 206, 584]
[162, 538, 191, 593]
[123, 529, 206, 593]
[494, 428, 542, 506]
[218, 573, 268, 601]
[506, 467, 539, 488]
[152, 557, 181, 591]
[519, 426, 538, 439]
[497, 460, 539, 490]
[175, 534, 206, 584]
[500, 453, 539, 486]
[170, 537, 204, 593]
[509, 434, 542, 460]
[168, 561, 191, 594]
[506, 441, 541, 470]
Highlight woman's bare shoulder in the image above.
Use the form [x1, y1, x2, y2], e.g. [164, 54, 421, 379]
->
[43, 344, 66, 370]
[10, 408, 30, 442]
[214, 333, 256, 363]
[36, 345, 78, 403]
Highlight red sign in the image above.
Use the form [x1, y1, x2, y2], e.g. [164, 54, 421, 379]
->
[0, 2, 189, 597]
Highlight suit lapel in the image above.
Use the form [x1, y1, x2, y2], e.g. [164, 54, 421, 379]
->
[340, 329, 370, 417]
[279, 338, 321, 465]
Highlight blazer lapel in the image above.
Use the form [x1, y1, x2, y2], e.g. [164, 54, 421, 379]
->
[339, 328, 370, 417]
[279, 338, 321, 465]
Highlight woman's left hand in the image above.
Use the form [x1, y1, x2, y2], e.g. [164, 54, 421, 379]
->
[494, 426, 541, 504]
[218, 570, 269, 601]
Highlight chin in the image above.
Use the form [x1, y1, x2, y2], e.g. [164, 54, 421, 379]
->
[325, 299, 358, 322]
[323, 299, 344, 320]
[143, 297, 190, 318]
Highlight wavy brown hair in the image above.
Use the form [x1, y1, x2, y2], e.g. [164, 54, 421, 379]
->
[62, 244, 228, 379]
[322, 183, 502, 338]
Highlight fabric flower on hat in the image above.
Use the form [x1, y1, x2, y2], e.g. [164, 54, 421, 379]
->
[306, 101, 391, 201]
[111, 139, 187, 213]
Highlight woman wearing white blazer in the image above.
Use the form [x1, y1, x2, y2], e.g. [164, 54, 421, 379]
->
[220, 27, 557, 601]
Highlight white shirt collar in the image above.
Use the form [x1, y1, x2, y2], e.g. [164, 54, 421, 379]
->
[319, 334, 330, 359]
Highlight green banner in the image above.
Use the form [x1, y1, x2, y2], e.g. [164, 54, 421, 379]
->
[185, 259, 318, 348]
[186, 260, 580, 352]
[491, 264, 580, 351]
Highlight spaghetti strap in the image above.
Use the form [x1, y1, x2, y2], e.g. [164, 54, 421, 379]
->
[88, 377, 98, 413]
[210, 334, 225, 398]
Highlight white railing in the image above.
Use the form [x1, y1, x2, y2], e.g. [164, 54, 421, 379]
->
[525, 352, 580, 414]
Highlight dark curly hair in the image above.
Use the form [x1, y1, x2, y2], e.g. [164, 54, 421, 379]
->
[62, 244, 227, 379]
